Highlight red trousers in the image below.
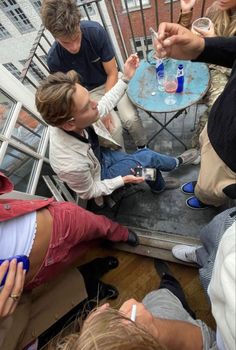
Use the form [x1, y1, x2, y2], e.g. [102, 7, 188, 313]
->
[26, 202, 128, 289]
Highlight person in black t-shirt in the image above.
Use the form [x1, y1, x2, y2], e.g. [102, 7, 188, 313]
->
[41, 0, 147, 150]
[154, 22, 236, 210]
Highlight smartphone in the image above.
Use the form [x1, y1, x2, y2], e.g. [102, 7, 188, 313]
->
[134, 166, 156, 181]
[0, 255, 30, 287]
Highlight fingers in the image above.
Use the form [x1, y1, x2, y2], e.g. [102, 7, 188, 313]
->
[0, 260, 9, 282]
[158, 22, 180, 40]
[13, 262, 25, 297]
[119, 298, 138, 316]
[126, 53, 139, 67]
[122, 175, 145, 184]
[0, 260, 25, 318]
[0, 259, 17, 301]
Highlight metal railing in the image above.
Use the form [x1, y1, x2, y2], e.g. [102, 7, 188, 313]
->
[20, 0, 209, 90]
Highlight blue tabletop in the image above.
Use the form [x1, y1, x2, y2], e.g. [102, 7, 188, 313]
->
[127, 58, 210, 113]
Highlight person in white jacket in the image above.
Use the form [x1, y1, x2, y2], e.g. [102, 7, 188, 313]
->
[36, 54, 199, 205]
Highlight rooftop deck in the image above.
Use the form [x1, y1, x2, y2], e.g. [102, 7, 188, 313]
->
[90, 104, 232, 261]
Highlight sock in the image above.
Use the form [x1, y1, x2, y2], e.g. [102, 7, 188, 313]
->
[137, 145, 147, 150]
[176, 157, 183, 167]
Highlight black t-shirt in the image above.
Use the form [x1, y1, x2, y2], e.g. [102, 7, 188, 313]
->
[65, 127, 101, 163]
[47, 21, 115, 91]
[195, 37, 236, 172]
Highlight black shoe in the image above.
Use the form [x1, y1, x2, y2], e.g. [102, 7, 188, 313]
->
[160, 274, 196, 319]
[79, 256, 119, 280]
[127, 230, 139, 246]
[98, 281, 119, 300]
[154, 259, 196, 320]
[154, 258, 172, 278]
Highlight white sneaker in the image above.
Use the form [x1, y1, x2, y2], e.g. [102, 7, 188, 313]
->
[178, 149, 200, 166]
[172, 244, 201, 263]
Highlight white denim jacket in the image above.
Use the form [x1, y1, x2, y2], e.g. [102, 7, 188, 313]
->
[49, 79, 128, 203]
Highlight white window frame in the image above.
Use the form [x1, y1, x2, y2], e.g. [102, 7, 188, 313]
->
[121, 0, 150, 11]
[3, 63, 21, 80]
[20, 60, 46, 82]
[0, 0, 35, 34]
[131, 36, 153, 59]
[77, 0, 96, 17]
[0, 22, 11, 40]
[30, 0, 42, 13]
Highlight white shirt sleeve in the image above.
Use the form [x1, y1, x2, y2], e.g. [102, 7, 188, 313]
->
[97, 79, 128, 118]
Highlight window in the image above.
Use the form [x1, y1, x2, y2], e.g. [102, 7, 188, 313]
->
[122, 0, 150, 10]
[1, 144, 37, 192]
[0, 91, 15, 134]
[0, 22, 11, 40]
[3, 62, 21, 80]
[21, 60, 47, 82]
[12, 108, 46, 152]
[30, 0, 42, 14]
[131, 36, 153, 59]
[0, 0, 34, 34]
[77, 0, 96, 17]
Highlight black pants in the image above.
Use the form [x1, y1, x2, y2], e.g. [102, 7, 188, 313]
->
[158, 273, 196, 319]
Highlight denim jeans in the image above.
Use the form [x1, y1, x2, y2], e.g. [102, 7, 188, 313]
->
[101, 148, 177, 192]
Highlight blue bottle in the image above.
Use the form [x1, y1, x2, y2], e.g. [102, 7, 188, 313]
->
[155, 58, 164, 80]
[176, 64, 184, 93]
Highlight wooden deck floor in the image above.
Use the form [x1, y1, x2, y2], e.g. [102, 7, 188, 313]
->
[43, 245, 215, 349]
[82, 245, 215, 328]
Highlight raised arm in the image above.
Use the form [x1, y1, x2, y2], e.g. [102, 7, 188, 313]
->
[98, 54, 139, 117]
[156, 22, 236, 68]
[177, 0, 196, 28]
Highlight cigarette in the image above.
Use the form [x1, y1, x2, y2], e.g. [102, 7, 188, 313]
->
[150, 27, 158, 39]
[131, 304, 137, 321]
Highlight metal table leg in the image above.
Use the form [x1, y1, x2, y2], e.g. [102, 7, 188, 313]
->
[146, 109, 187, 149]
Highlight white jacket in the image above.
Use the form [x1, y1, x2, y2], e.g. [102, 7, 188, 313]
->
[49, 79, 128, 202]
[208, 221, 236, 350]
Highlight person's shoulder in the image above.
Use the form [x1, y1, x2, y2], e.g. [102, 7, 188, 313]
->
[48, 41, 61, 58]
[81, 20, 105, 36]
[206, 1, 219, 16]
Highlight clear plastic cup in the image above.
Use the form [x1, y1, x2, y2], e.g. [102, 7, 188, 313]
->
[191, 17, 212, 35]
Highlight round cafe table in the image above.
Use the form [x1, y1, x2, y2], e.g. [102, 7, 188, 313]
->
[127, 57, 210, 148]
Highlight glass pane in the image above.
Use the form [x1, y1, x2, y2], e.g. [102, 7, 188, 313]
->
[12, 108, 46, 152]
[0, 145, 36, 192]
[0, 92, 15, 133]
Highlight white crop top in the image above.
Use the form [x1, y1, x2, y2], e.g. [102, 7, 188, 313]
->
[0, 212, 37, 259]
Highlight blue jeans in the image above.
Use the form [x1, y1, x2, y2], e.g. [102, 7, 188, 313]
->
[101, 148, 177, 192]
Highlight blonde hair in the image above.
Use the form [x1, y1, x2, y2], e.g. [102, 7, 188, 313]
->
[41, 0, 81, 38]
[206, 2, 236, 36]
[35, 70, 78, 126]
[54, 308, 166, 350]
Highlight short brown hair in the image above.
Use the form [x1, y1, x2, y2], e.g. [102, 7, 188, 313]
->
[35, 70, 79, 127]
[41, 0, 81, 38]
[54, 308, 166, 350]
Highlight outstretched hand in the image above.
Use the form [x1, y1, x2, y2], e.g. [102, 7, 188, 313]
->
[155, 22, 205, 60]
[123, 53, 139, 81]
[0, 260, 26, 318]
[122, 174, 145, 185]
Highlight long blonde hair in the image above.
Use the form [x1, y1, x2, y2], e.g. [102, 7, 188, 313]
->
[54, 308, 166, 350]
[206, 1, 236, 36]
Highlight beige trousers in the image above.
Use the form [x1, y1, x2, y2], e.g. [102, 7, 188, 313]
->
[195, 125, 236, 206]
[90, 80, 147, 149]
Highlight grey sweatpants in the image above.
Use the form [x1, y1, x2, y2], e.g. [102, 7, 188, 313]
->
[142, 289, 216, 350]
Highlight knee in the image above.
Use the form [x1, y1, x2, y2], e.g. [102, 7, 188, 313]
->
[223, 184, 236, 199]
